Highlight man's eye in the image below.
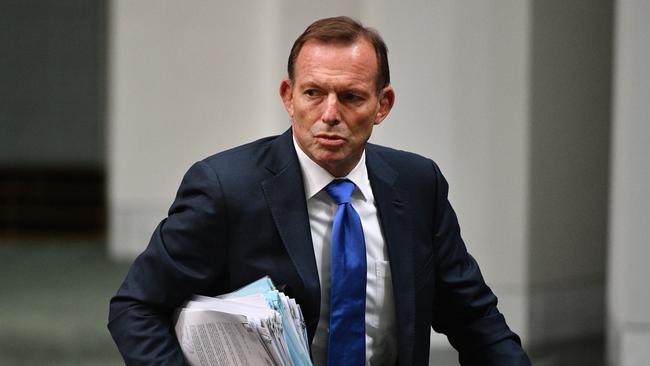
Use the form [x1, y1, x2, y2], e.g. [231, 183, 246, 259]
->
[305, 89, 319, 97]
[341, 93, 362, 102]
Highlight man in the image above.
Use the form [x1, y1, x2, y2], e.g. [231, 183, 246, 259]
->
[109, 16, 531, 365]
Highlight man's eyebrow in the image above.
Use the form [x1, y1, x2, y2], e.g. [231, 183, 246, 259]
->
[298, 80, 370, 93]
[299, 80, 321, 88]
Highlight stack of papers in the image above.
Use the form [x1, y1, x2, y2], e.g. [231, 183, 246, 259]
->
[173, 277, 313, 366]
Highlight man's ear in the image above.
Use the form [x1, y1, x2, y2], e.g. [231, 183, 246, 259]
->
[279, 79, 294, 117]
[374, 86, 395, 125]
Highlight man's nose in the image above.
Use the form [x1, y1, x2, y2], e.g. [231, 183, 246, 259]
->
[321, 93, 340, 125]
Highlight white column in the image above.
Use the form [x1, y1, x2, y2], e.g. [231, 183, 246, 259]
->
[107, 0, 288, 258]
[608, 1, 650, 365]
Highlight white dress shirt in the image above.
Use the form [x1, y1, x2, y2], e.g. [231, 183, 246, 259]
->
[293, 137, 398, 366]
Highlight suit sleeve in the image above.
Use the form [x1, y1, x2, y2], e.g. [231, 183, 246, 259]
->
[429, 161, 531, 366]
[108, 160, 229, 365]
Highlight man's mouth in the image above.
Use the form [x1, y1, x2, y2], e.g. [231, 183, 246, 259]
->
[315, 134, 346, 146]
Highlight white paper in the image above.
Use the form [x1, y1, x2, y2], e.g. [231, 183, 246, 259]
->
[174, 309, 276, 366]
[173, 278, 311, 366]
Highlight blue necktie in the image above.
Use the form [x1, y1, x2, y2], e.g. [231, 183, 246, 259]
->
[325, 179, 366, 366]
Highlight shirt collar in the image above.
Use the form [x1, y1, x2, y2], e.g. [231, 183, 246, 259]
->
[292, 135, 372, 201]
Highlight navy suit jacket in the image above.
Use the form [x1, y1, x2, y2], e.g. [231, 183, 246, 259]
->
[108, 129, 531, 365]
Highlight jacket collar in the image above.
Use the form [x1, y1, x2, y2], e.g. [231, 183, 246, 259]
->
[261, 129, 321, 341]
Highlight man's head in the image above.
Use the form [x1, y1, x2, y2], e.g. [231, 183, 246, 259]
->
[287, 16, 390, 94]
[280, 16, 395, 177]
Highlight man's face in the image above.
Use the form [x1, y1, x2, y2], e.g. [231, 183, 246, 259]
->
[280, 39, 394, 177]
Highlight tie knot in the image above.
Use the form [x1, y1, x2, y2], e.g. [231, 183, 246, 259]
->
[325, 179, 356, 204]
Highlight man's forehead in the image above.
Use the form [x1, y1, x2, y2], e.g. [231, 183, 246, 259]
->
[293, 39, 378, 81]
[298, 38, 374, 58]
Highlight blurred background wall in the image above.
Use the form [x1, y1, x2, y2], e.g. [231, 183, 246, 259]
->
[1, 0, 106, 235]
[1, 0, 648, 365]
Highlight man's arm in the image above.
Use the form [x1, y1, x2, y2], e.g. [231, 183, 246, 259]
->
[108, 161, 228, 365]
[428, 161, 531, 366]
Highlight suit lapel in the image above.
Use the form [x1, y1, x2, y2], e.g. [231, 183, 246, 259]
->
[366, 146, 415, 366]
[260, 129, 321, 341]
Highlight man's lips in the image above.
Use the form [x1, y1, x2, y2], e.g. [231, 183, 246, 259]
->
[315, 134, 346, 146]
